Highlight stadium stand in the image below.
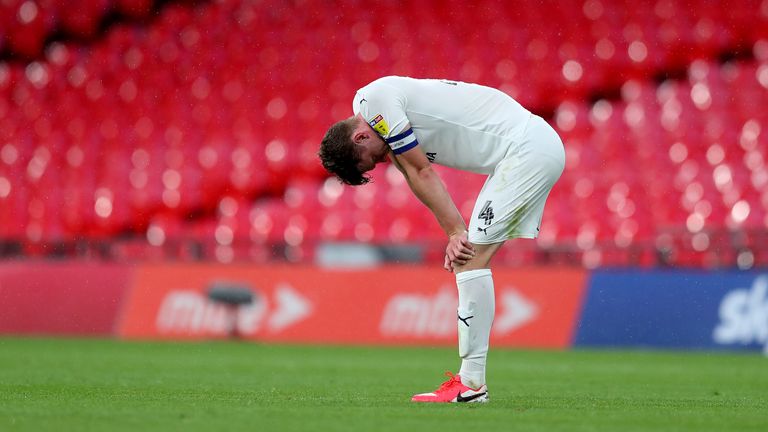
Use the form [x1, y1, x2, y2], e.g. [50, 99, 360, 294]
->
[0, 0, 767, 268]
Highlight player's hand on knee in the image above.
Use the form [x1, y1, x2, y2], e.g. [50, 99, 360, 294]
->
[443, 254, 454, 272]
[446, 230, 475, 266]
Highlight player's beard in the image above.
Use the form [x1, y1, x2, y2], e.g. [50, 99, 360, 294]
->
[376, 145, 389, 163]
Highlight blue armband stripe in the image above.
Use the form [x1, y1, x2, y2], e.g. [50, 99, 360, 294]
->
[392, 140, 419, 154]
[386, 129, 414, 144]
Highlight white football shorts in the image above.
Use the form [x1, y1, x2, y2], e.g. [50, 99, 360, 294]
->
[467, 114, 565, 244]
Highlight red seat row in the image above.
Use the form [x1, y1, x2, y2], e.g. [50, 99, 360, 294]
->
[153, 57, 768, 267]
[1, 0, 767, 269]
[0, 0, 154, 57]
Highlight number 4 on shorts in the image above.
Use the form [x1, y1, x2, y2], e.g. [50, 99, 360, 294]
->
[478, 200, 494, 225]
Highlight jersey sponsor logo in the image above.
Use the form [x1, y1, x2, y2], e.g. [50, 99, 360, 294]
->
[426, 152, 437, 163]
[368, 114, 389, 136]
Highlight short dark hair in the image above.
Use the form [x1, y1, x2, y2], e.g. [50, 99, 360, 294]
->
[318, 119, 371, 186]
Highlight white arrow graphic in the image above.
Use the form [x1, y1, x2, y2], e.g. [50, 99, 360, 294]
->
[268, 283, 312, 332]
[493, 288, 538, 334]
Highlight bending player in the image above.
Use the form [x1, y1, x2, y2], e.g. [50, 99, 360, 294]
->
[318, 77, 564, 403]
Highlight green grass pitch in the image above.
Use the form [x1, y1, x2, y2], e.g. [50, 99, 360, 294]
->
[0, 338, 766, 431]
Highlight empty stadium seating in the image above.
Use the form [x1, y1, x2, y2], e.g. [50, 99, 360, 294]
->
[1, 0, 767, 268]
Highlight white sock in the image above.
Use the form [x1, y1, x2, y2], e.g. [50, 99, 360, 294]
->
[455, 268, 495, 389]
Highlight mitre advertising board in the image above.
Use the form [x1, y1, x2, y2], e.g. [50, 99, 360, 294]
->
[0, 262, 765, 353]
[117, 265, 587, 349]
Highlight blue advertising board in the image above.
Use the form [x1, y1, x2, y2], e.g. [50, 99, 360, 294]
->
[574, 270, 768, 352]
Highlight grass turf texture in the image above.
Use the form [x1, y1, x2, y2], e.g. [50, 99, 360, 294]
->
[0, 338, 766, 431]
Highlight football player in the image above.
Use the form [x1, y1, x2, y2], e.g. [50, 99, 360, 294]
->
[319, 77, 565, 403]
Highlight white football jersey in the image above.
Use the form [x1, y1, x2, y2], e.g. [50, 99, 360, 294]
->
[352, 76, 532, 174]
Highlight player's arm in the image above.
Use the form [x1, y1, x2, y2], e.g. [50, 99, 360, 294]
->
[388, 132, 475, 266]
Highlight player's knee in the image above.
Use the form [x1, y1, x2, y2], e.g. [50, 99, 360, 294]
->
[453, 256, 491, 273]
[453, 242, 503, 273]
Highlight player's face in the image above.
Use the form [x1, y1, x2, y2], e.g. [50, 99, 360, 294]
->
[357, 138, 389, 173]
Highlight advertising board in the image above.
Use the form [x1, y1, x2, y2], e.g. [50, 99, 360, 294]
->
[0, 262, 130, 335]
[117, 264, 587, 348]
[575, 270, 768, 353]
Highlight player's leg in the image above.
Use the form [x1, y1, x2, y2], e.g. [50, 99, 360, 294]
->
[410, 242, 501, 403]
[412, 115, 564, 403]
[451, 114, 564, 394]
[452, 241, 503, 391]
[454, 241, 504, 271]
